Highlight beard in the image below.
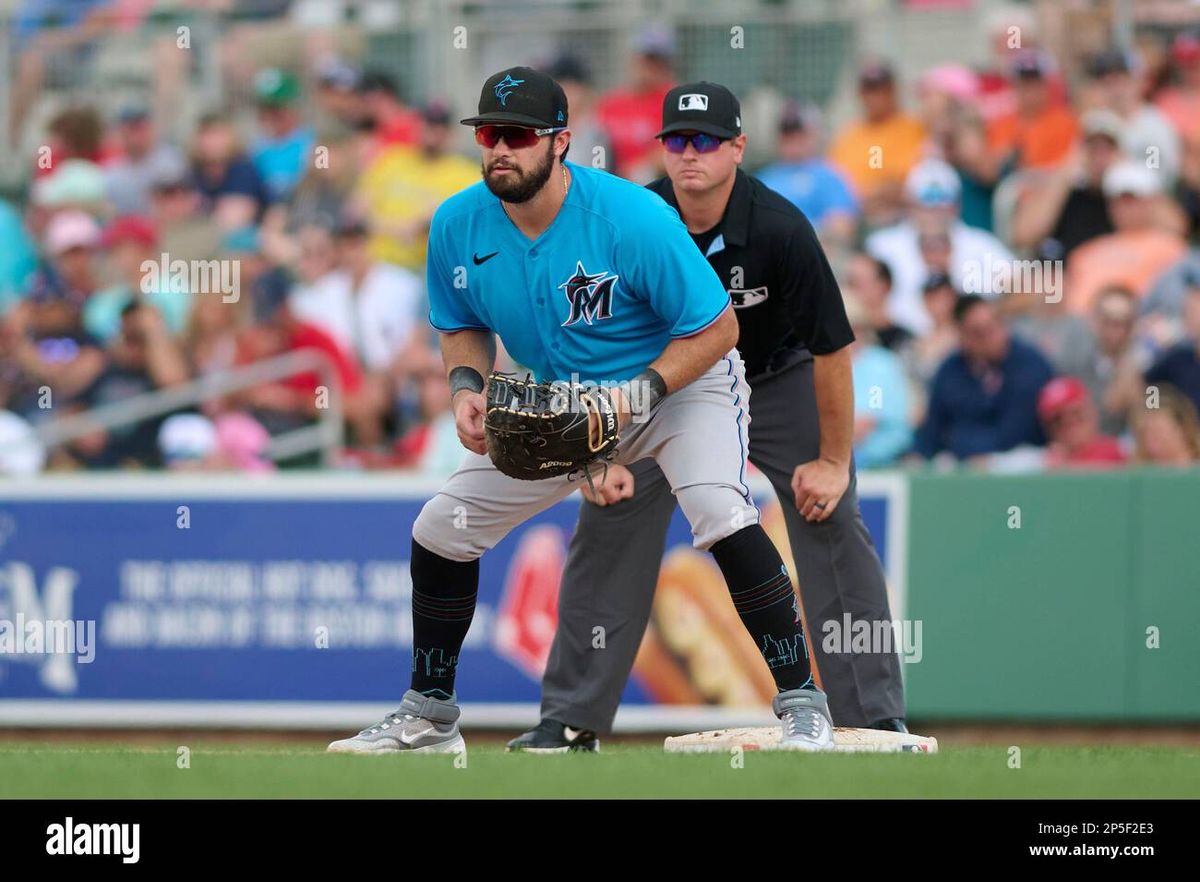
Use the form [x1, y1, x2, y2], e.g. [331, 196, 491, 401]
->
[482, 138, 556, 203]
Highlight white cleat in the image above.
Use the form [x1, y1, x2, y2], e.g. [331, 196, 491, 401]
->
[773, 688, 836, 752]
[327, 690, 466, 755]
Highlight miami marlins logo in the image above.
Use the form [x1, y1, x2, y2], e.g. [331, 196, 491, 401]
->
[494, 74, 524, 107]
[559, 261, 619, 327]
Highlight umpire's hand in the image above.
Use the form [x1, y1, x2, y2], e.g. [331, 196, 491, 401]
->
[453, 390, 488, 454]
[791, 458, 850, 523]
[581, 462, 636, 507]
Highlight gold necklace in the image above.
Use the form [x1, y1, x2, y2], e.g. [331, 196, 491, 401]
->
[562, 164, 569, 196]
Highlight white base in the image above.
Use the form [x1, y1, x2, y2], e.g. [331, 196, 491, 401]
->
[664, 726, 938, 754]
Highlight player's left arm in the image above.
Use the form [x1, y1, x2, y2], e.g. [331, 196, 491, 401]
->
[609, 304, 737, 429]
[646, 304, 738, 395]
[779, 215, 857, 523]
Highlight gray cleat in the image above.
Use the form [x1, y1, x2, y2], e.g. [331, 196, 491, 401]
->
[327, 690, 466, 755]
[773, 687, 835, 752]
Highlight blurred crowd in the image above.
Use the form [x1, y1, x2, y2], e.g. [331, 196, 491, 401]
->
[2, 7, 1200, 476]
[791, 22, 1200, 473]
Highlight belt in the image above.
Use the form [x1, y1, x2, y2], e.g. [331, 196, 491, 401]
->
[746, 344, 812, 384]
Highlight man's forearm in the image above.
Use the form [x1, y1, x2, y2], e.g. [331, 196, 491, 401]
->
[647, 305, 737, 394]
[439, 330, 496, 384]
[812, 347, 854, 466]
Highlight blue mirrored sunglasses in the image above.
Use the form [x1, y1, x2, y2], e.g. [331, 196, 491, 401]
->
[660, 132, 726, 154]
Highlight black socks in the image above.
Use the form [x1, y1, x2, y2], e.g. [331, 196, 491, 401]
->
[709, 525, 814, 692]
[409, 539, 479, 700]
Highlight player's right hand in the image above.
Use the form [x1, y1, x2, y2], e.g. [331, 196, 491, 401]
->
[453, 390, 488, 455]
[581, 463, 635, 507]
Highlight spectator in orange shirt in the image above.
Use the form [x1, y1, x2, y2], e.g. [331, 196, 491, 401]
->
[986, 50, 1079, 172]
[1065, 160, 1188, 314]
[829, 61, 926, 228]
[595, 27, 676, 182]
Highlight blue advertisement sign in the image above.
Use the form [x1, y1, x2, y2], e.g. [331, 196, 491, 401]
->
[0, 475, 903, 724]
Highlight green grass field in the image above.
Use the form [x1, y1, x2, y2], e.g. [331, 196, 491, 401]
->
[2, 741, 1198, 798]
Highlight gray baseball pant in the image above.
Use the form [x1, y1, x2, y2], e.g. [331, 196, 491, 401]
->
[540, 357, 906, 731]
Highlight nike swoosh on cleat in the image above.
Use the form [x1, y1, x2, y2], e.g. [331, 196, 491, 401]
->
[473, 251, 499, 265]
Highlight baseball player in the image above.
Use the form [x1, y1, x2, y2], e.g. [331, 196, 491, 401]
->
[329, 67, 836, 754]
[507, 82, 907, 753]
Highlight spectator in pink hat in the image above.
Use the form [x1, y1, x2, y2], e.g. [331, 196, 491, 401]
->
[212, 411, 275, 473]
[0, 212, 107, 422]
[24, 210, 104, 312]
[918, 64, 980, 143]
[1037, 376, 1127, 469]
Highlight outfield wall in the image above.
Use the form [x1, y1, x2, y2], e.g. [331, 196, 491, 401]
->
[904, 469, 1200, 722]
[0, 470, 1196, 728]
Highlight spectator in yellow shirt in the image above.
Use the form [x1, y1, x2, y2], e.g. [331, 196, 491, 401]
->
[829, 61, 927, 228]
[351, 102, 478, 272]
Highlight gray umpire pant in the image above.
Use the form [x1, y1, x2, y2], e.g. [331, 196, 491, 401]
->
[540, 356, 906, 732]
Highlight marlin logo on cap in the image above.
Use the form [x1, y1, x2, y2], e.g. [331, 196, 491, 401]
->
[679, 93, 709, 111]
[494, 74, 525, 107]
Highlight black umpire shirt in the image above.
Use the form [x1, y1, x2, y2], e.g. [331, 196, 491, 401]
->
[647, 169, 854, 381]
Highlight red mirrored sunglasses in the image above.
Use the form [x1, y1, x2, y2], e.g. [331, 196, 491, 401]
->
[474, 124, 565, 149]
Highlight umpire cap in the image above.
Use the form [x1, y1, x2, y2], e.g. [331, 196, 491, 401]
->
[657, 82, 742, 139]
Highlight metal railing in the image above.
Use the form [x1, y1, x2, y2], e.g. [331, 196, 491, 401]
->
[21, 350, 345, 468]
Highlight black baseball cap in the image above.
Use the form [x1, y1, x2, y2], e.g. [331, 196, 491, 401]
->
[422, 100, 452, 126]
[1088, 48, 1135, 78]
[858, 61, 896, 87]
[779, 99, 822, 134]
[460, 66, 569, 129]
[656, 81, 741, 139]
[921, 271, 955, 294]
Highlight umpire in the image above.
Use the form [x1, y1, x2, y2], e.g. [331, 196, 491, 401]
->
[508, 81, 906, 752]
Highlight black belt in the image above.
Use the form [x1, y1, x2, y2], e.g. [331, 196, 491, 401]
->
[746, 344, 812, 384]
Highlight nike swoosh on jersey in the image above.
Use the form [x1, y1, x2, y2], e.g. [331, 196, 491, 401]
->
[473, 251, 500, 265]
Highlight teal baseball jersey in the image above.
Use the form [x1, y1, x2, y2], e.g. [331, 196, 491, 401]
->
[426, 162, 731, 383]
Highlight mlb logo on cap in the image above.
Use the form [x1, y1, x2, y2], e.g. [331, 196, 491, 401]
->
[658, 82, 742, 140]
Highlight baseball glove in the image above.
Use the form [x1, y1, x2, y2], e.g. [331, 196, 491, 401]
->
[483, 371, 621, 489]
